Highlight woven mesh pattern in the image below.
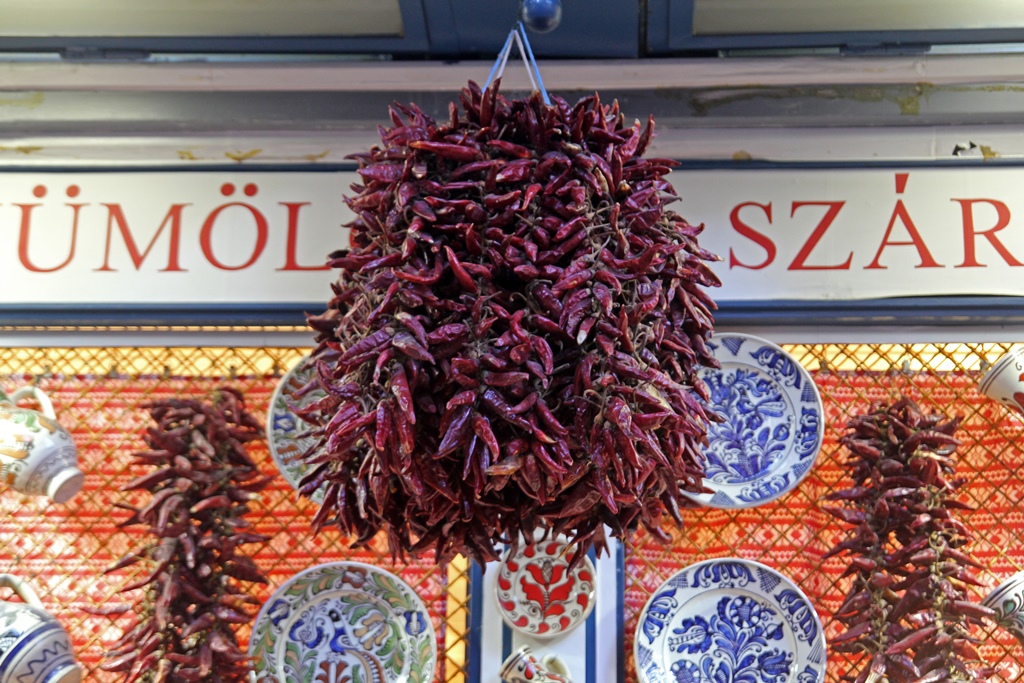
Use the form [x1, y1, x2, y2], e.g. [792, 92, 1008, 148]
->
[624, 342, 1024, 683]
[2, 341, 1023, 682]
[0, 345, 468, 683]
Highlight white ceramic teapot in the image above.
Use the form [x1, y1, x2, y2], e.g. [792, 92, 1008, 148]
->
[0, 574, 81, 683]
[0, 387, 83, 504]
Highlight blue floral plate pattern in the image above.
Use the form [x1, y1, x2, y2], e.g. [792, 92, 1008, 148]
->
[249, 562, 437, 683]
[685, 333, 824, 509]
[635, 559, 826, 683]
[267, 355, 327, 503]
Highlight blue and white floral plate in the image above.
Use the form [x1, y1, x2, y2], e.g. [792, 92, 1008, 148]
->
[686, 333, 824, 509]
[635, 559, 826, 683]
[249, 561, 437, 683]
[267, 355, 327, 503]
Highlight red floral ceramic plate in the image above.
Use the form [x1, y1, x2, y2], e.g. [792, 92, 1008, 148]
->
[495, 536, 596, 639]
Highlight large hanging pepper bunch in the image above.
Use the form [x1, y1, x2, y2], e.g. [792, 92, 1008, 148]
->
[825, 397, 994, 683]
[302, 80, 720, 565]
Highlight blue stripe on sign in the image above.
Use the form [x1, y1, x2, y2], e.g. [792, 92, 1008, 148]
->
[616, 543, 625, 683]
[468, 561, 484, 683]
[586, 546, 597, 683]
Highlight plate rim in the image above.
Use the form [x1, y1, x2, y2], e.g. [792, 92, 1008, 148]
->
[685, 331, 825, 509]
[265, 354, 323, 500]
[249, 559, 438, 683]
[633, 557, 826, 683]
[493, 537, 598, 640]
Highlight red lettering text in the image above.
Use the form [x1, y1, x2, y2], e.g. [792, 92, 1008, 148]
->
[17, 203, 81, 273]
[277, 202, 329, 271]
[788, 201, 851, 270]
[96, 203, 189, 272]
[728, 201, 776, 270]
[952, 198, 1023, 268]
[199, 202, 268, 271]
[865, 200, 943, 269]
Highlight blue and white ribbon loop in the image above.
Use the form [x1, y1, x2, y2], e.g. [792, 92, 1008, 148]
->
[484, 21, 551, 105]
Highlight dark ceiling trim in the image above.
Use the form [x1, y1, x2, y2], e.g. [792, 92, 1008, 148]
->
[3, 297, 1024, 328]
[661, 0, 1024, 53]
[716, 297, 1024, 327]
[0, 0, 431, 55]
[421, 0, 461, 55]
[0, 0, 641, 59]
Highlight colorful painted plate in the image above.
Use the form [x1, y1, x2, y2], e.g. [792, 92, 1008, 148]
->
[267, 356, 326, 502]
[635, 558, 826, 683]
[249, 562, 437, 683]
[495, 536, 596, 639]
[685, 333, 824, 509]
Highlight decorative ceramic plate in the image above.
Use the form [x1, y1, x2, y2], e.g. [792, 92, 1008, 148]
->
[684, 333, 824, 509]
[635, 559, 826, 683]
[495, 536, 596, 639]
[982, 570, 1024, 644]
[267, 356, 326, 502]
[249, 562, 437, 683]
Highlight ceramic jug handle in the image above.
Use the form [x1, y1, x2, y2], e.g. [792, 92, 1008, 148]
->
[0, 574, 44, 609]
[542, 655, 571, 680]
[8, 387, 56, 420]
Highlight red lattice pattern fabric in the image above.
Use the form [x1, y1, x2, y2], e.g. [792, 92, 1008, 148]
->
[625, 356, 1024, 683]
[0, 367, 453, 682]
[2, 342, 1024, 683]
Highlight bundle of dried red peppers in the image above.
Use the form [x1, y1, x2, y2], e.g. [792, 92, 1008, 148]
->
[303, 81, 720, 565]
[103, 389, 270, 683]
[825, 397, 994, 683]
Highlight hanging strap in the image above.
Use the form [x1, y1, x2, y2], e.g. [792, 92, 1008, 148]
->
[483, 21, 551, 105]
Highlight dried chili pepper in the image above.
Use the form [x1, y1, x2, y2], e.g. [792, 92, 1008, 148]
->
[826, 397, 993, 683]
[302, 80, 720, 566]
[103, 389, 270, 683]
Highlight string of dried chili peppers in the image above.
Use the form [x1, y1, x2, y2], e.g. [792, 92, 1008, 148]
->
[825, 397, 995, 683]
[303, 80, 721, 566]
[102, 389, 272, 683]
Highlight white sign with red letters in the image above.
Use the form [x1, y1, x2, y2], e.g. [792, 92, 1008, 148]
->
[2, 172, 353, 304]
[682, 168, 1024, 301]
[4, 168, 1024, 305]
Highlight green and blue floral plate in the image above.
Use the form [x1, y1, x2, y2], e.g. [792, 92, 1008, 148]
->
[250, 562, 437, 683]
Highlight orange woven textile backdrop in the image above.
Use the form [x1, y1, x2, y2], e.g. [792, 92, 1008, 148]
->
[1, 342, 1022, 682]
[623, 349, 1024, 683]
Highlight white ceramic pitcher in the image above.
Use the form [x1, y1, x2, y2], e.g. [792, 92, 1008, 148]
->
[500, 645, 573, 683]
[0, 387, 83, 504]
[0, 574, 81, 683]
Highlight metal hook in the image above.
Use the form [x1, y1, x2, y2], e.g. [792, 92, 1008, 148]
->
[483, 22, 551, 105]
[29, 366, 52, 387]
[520, 20, 552, 104]
[484, 29, 516, 91]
